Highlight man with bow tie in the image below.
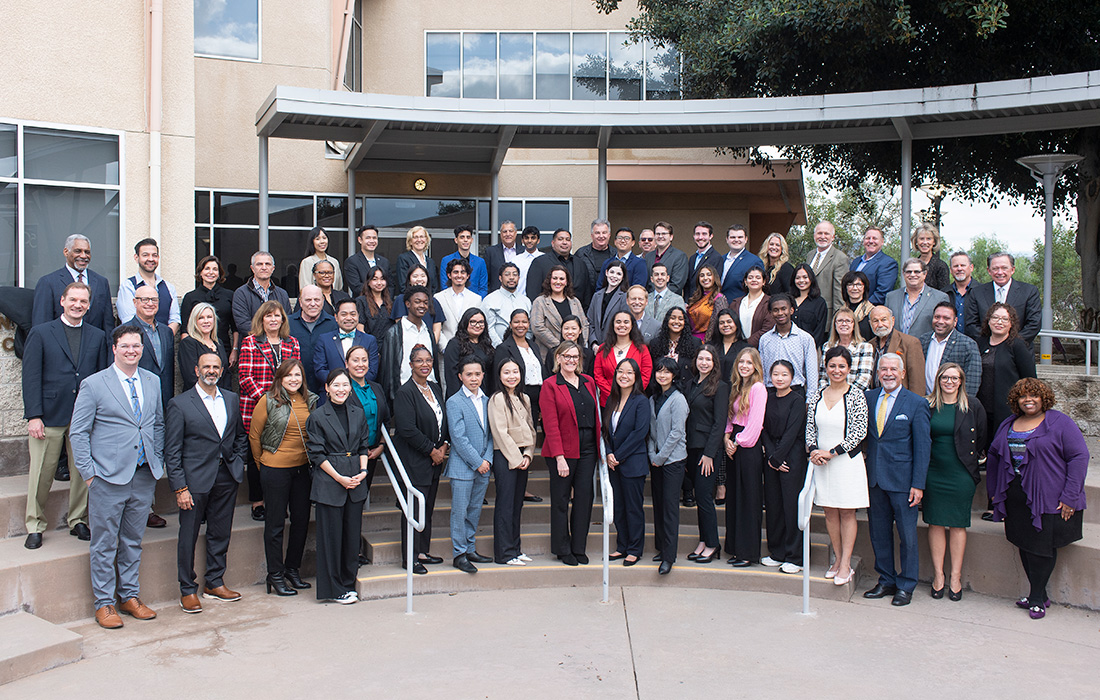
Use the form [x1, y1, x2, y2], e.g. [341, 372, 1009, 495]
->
[313, 298, 379, 391]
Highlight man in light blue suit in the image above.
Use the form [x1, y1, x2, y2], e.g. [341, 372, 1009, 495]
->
[70, 325, 165, 629]
[444, 357, 494, 573]
[850, 227, 899, 304]
[862, 353, 931, 607]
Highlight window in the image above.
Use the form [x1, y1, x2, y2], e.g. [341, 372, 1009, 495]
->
[428, 31, 679, 100]
[194, 0, 260, 61]
[474, 198, 571, 248]
[0, 121, 122, 288]
[343, 0, 362, 91]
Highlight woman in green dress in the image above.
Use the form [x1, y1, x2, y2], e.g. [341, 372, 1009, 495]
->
[924, 362, 988, 601]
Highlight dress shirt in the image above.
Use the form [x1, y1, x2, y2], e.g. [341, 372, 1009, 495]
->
[874, 389, 897, 434]
[113, 364, 144, 411]
[482, 287, 532, 346]
[399, 317, 433, 385]
[252, 278, 272, 303]
[692, 246, 714, 269]
[758, 325, 819, 400]
[133, 317, 163, 366]
[462, 385, 486, 429]
[514, 250, 543, 292]
[723, 249, 746, 281]
[811, 246, 831, 272]
[517, 344, 543, 386]
[339, 332, 355, 357]
[66, 265, 85, 283]
[196, 383, 228, 436]
[924, 333, 950, 393]
[901, 288, 923, 334]
[502, 245, 518, 263]
[739, 294, 763, 338]
[994, 281, 1011, 303]
[951, 280, 972, 331]
[855, 251, 878, 271]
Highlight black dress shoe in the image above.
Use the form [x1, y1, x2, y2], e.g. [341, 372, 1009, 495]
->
[402, 561, 428, 575]
[623, 556, 638, 567]
[608, 552, 626, 561]
[683, 497, 697, 508]
[453, 554, 478, 574]
[523, 494, 543, 503]
[146, 512, 167, 528]
[55, 463, 70, 481]
[695, 549, 719, 563]
[891, 590, 913, 606]
[284, 569, 311, 589]
[69, 523, 91, 541]
[930, 585, 944, 599]
[730, 559, 752, 568]
[251, 505, 266, 522]
[466, 552, 492, 564]
[265, 573, 297, 596]
[24, 532, 42, 549]
[652, 554, 662, 562]
[574, 553, 589, 565]
[863, 583, 898, 599]
[358, 554, 371, 567]
[658, 561, 673, 575]
[418, 554, 443, 565]
[558, 553, 579, 566]
[980, 511, 994, 522]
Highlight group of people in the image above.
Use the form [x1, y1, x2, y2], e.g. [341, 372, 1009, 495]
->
[21, 215, 1087, 629]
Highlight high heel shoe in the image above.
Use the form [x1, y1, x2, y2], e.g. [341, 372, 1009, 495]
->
[284, 569, 311, 590]
[833, 567, 854, 586]
[266, 573, 297, 596]
[695, 548, 718, 563]
[930, 585, 944, 599]
[687, 551, 702, 561]
[948, 587, 963, 602]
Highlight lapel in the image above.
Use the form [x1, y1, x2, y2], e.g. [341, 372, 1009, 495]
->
[48, 321, 76, 366]
[257, 339, 278, 370]
[186, 387, 222, 436]
[881, 389, 906, 435]
[321, 402, 350, 452]
[106, 370, 138, 421]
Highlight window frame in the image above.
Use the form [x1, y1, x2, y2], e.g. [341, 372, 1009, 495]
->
[194, 0, 263, 63]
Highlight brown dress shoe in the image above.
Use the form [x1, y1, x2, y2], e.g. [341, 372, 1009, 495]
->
[146, 512, 167, 528]
[95, 605, 124, 629]
[202, 585, 242, 602]
[118, 597, 157, 620]
[180, 594, 203, 614]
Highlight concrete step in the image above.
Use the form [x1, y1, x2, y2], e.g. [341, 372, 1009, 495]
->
[367, 472, 553, 503]
[0, 611, 82, 685]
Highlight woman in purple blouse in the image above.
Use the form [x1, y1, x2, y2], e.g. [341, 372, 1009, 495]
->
[986, 378, 1088, 620]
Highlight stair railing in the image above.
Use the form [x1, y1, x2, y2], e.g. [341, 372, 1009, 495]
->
[378, 428, 426, 614]
[796, 462, 817, 615]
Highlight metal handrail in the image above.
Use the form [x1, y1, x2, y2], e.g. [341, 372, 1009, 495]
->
[598, 450, 613, 604]
[1036, 329, 1100, 374]
[378, 428, 426, 614]
[796, 462, 817, 616]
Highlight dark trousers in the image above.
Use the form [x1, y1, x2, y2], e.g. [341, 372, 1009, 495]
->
[867, 485, 920, 592]
[1019, 548, 1058, 605]
[245, 450, 263, 503]
[493, 450, 528, 563]
[548, 429, 596, 556]
[763, 458, 806, 565]
[688, 448, 719, 548]
[724, 438, 764, 562]
[259, 465, 311, 574]
[523, 384, 541, 426]
[314, 498, 364, 600]
[177, 462, 239, 595]
[610, 468, 646, 557]
[400, 467, 441, 564]
[681, 460, 695, 498]
[650, 460, 685, 562]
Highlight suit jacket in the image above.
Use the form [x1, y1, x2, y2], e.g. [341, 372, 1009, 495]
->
[647, 389, 688, 466]
[850, 251, 899, 305]
[343, 251, 392, 296]
[379, 320, 442, 404]
[885, 286, 949, 339]
[126, 318, 175, 413]
[636, 314, 660, 343]
[525, 250, 589, 304]
[919, 330, 982, 396]
[603, 393, 650, 478]
[31, 267, 115, 334]
[395, 251, 440, 295]
[392, 379, 448, 485]
[539, 373, 601, 459]
[70, 366, 165, 484]
[530, 295, 588, 359]
[808, 246, 849, 316]
[945, 396, 988, 483]
[646, 289, 687, 325]
[719, 250, 765, 301]
[600, 253, 649, 290]
[684, 247, 723, 299]
[869, 330, 926, 396]
[305, 400, 373, 506]
[484, 243, 518, 293]
[313, 329, 380, 387]
[164, 387, 247, 494]
[587, 287, 629, 347]
[643, 246, 689, 296]
[863, 386, 931, 493]
[685, 379, 730, 458]
[288, 309, 339, 394]
[22, 320, 109, 426]
[730, 294, 775, 347]
[444, 391, 493, 480]
[963, 279, 1042, 345]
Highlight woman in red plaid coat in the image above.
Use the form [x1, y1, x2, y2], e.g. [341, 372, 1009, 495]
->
[238, 300, 302, 519]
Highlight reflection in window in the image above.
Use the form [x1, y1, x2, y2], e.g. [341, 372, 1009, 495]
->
[572, 33, 607, 100]
[463, 33, 497, 99]
[214, 193, 258, 225]
[343, 0, 362, 91]
[645, 41, 680, 100]
[0, 183, 15, 286]
[269, 195, 313, 227]
[499, 34, 533, 99]
[609, 33, 643, 101]
[194, 0, 259, 60]
[317, 197, 349, 230]
[523, 201, 570, 237]
[23, 186, 121, 288]
[24, 128, 119, 185]
[213, 228, 258, 290]
[0, 124, 15, 178]
[536, 33, 570, 100]
[426, 33, 461, 97]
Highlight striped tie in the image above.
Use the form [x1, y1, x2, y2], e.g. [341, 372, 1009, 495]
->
[127, 378, 146, 466]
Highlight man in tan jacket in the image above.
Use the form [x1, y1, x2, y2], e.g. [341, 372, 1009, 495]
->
[866, 305, 926, 396]
[806, 221, 850, 318]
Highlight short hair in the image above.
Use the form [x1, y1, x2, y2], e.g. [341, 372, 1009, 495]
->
[627, 284, 648, 299]
[357, 224, 379, 238]
[497, 262, 520, 277]
[186, 302, 220, 340]
[903, 257, 926, 273]
[457, 357, 485, 374]
[334, 298, 358, 314]
[911, 222, 941, 252]
[653, 356, 680, 376]
[312, 259, 335, 275]
[64, 234, 90, 249]
[194, 255, 226, 284]
[134, 238, 158, 255]
[408, 344, 433, 363]
[870, 304, 895, 320]
[864, 226, 884, 239]
[196, 351, 223, 368]
[823, 345, 852, 368]
[654, 221, 673, 235]
[552, 340, 581, 372]
[62, 281, 91, 298]
[521, 225, 541, 238]
[249, 300, 289, 338]
[591, 218, 610, 231]
[651, 261, 668, 273]
[988, 251, 1015, 268]
[406, 225, 429, 251]
[1007, 378, 1056, 416]
[112, 324, 144, 346]
[727, 224, 748, 236]
[446, 257, 472, 280]
[768, 293, 793, 311]
[552, 228, 571, 239]
[404, 285, 431, 303]
[878, 352, 904, 371]
[949, 250, 972, 264]
[251, 250, 274, 266]
[615, 227, 635, 241]
[499, 219, 517, 231]
[694, 221, 713, 235]
[933, 300, 956, 317]
[453, 225, 474, 237]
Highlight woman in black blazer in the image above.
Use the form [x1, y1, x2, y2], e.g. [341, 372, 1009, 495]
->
[790, 263, 830, 348]
[305, 369, 376, 604]
[344, 344, 391, 495]
[392, 345, 449, 574]
[180, 255, 238, 358]
[178, 302, 230, 390]
[496, 309, 549, 424]
[603, 358, 651, 566]
[684, 345, 731, 563]
[442, 307, 494, 397]
[977, 302, 1037, 441]
[706, 308, 748, 383]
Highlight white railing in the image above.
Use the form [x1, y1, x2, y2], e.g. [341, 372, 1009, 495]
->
[598, 450, 613, 604]
[378, 428, 426, 614]
[796, 462, 817, 616]
[1037, 329, 1100, 374]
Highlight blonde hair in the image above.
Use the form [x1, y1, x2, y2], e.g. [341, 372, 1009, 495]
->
[911, 222, 941, 253]
[728, 347, 764, 419]
[827, 307, 864, 345]
[928, 362, 970, 413]
[757, 233, 790, 284]
[186, 302, 219, 343]
[406, 225, 430, 253]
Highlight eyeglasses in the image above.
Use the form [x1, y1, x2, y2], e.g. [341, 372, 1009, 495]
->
[560, 354, 580, 362]
[315, 270, 334, 276]
[468, 319, 485, 326]
[615, 235, 633, 242]
[940, 376, 962, 383]
[903, 270, 924, 275]
[136, 298, 158, 304]
[835, 319, 854, 325]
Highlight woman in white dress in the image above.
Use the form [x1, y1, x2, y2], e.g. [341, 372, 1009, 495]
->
[806, 345, 869, 586]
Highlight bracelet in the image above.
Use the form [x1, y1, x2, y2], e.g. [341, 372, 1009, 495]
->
[175, 487, 189, 494]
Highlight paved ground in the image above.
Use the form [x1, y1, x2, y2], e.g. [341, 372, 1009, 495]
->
[8, 584, 1100, 699]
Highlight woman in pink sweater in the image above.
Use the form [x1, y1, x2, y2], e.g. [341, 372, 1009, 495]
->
[723, 347, 768, 566]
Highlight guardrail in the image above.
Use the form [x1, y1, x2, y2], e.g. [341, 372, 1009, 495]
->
[796, 462, 817, 615]
[598, 450, 614, 604]
[1037, 329, 1100, 374]
[378, 428, 426, 614]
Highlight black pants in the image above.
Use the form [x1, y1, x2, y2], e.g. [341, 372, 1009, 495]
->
[177, 462, 239, 595]
[688, 448, 719, 548]
[610, 468, 646, 557]
[763, 458, 806, 565]
[400, 467, 441, 565]
[314, 498, 364, 600]
[524, 384, 541, 426]
[259, 465, 311, 575]
[651, 459, 685, 562]
[493, 450, 529, 563]
[548, 429, 596, 556]
[246, 450, 264, 503]
[1019, 548, 1058, 606]
[724, 436, 764, 562]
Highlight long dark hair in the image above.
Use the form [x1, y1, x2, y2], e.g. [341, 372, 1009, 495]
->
[693, 344, 722, 397]
[455, 307, 494, 362]
[688, 264, 721, 306]
[653, 306, 696, 363]
[361, 266, 393, 315]
[268, 358, 309, 407]
[540, 264, 576, 298]
[792, 263, 821, 299]
[304, 226, 328, 257]
[603, 358, 642, 432]
[598, 259, 628, 294]
[599, 310, 644, 358]
[705, 308, 740, 345]
[492, 358, 530, 421]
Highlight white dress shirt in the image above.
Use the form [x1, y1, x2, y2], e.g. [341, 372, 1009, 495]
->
[925, 332, 950, 393]
[461, 385, 485, 429]
[196, 383, 228, 435]
[399, 317, 434, 385]
[113, 364, 144, 412]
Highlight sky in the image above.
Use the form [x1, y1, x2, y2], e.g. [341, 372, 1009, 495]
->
[920, 190, 1074, 256]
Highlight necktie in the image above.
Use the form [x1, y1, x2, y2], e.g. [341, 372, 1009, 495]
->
[876, 391, 891, 436]
[812, 251, 823, 271]
[996, 286, 1005, 303]
[127, 378, 146, 466]
[339, 331, 355, 340]
[78, 271, 85, 284]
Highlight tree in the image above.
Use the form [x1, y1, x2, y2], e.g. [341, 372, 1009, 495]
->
[594, 0, 1100, 318]
[1027, 223, 1083, 330]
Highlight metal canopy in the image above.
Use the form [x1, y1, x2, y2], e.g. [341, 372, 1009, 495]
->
[256, 70, 1100, 175]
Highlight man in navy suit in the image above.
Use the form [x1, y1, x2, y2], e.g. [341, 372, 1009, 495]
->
[719, 224, 764, 300]
[685, 221, 723, 299]
[31, 233, 115, 334]
[599, 227, 649, 289]
[850, 227, 899, 305]
[444, 357, 494, 573]
[21, 282, 109, 549]
[963, 252, 1042, 345]
[289, 285, 338, 395]
[313, 298, 379, 389]
[863, 353, 931, 607]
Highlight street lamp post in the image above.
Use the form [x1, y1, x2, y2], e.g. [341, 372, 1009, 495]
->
[1016, 154, 1084, 365]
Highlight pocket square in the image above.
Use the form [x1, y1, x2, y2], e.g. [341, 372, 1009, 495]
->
[895, 414, 909, 421]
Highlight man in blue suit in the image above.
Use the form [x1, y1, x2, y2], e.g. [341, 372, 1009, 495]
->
[444, 357, 494, 574]
[719, 224, 764, 300]
[31, 233, 115, 334]
[863, 352, 931, 607]
[313, 298, 379, 389]
[288, 285, 338, 395]
[850, 227, 899, 305]
[21, 281, 109, 549]
[599, 227, 649, 289]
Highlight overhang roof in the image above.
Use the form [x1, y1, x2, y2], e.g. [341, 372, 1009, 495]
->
[256, 70, 1100, 175]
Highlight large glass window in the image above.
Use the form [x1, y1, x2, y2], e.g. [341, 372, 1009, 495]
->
[463, 33, 498, 99]
[572, 33, 607, 100]
[343, 0, 362, 92]
[0, 124, 15, 178]
[499, 33, 534, 99]
[0, 183, 15, 286]
[426, 33, 461, 97]
[24, 128, 119, 185]
[609, 33, 643, 101]
[23, 187, 120, 289]
[645, 41, 680, 100]
[536, 33, 571, 100]
[194, 0, 260, 60]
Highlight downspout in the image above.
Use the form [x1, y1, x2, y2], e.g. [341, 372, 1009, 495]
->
[149, 0, 163, 243]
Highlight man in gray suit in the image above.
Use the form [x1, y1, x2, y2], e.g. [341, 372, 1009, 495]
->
[807, 221, 849, 317]
[444, 358, 494, 574]
[646, 263, 686, 325]
[70, 325, 165, 629]
[886, 258, 949, 340]
[643, 221, 689, 296]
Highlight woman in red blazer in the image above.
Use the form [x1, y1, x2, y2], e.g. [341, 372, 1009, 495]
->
[593, 311, 652, 405]
[540, 340, 601, 567]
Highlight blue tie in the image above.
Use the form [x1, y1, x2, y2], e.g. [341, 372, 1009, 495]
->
[127, 378, 147, 467]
